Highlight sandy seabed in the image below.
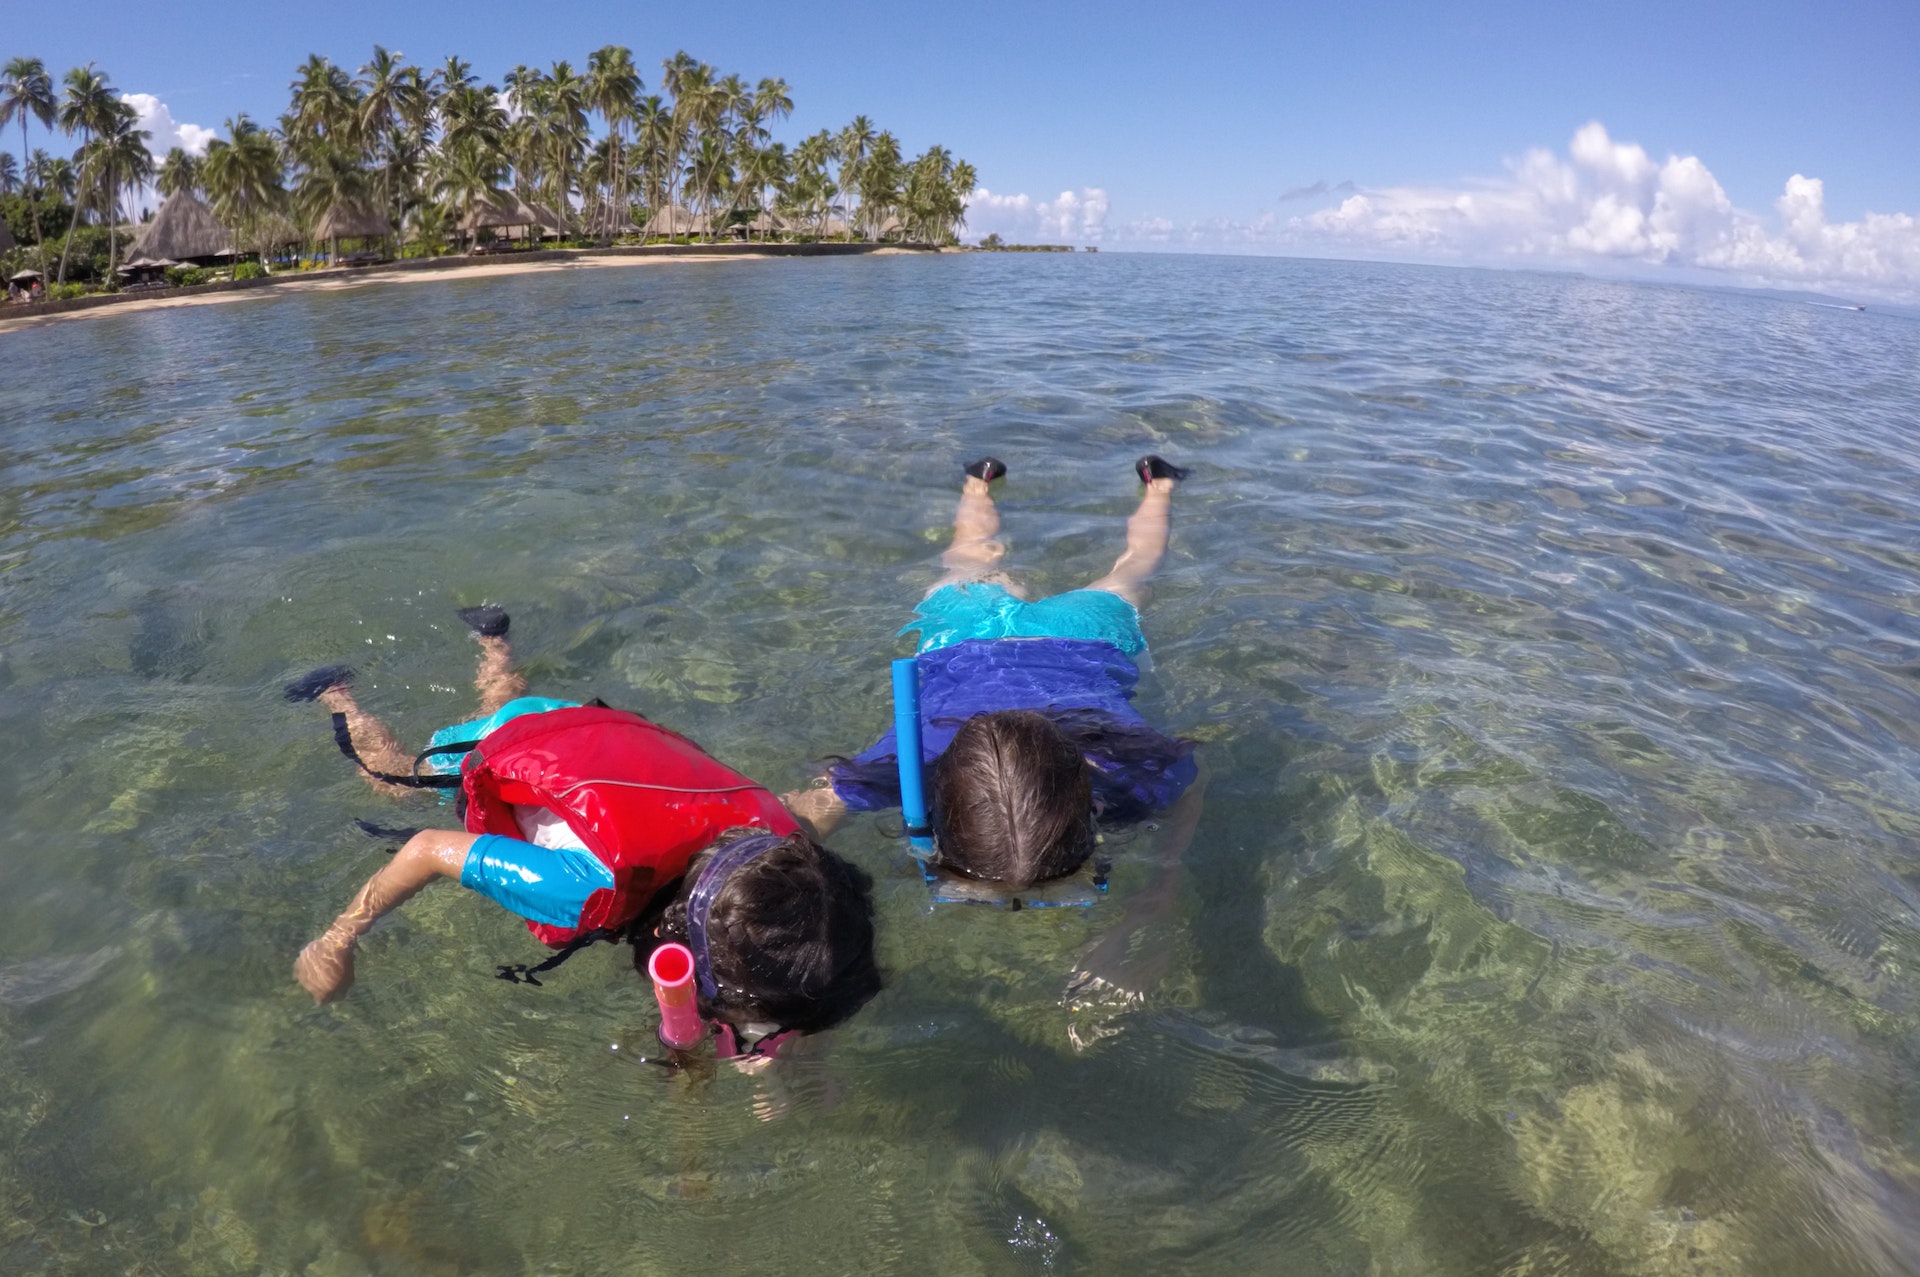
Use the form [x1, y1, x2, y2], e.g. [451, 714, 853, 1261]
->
[0, 248, 920, 336]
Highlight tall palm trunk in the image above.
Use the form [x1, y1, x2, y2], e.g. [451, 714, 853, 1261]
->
[54, 182, 82, 284]
[18, 117, 46, 276]
[105, 159, 117, 283]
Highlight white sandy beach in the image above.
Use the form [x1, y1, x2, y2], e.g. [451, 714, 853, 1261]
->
[0, 247, 920, 335]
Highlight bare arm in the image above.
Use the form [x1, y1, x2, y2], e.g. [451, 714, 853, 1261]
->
[293, 829, 479, 1003]
[1068, 757, 1208, 1003]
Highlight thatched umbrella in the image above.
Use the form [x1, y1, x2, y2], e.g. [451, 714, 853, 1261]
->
[130, 192, 234, 264]
[642, 204, 699, 237]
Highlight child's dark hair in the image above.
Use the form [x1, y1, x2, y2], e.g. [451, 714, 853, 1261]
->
[650, 828, 881, 1035]
[929, 709, 1098, 890]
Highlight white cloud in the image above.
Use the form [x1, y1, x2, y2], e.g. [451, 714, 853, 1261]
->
[122, 93, 216, 158]
[966, 187, 1110, 244]
[1090, 123, 1920, 302]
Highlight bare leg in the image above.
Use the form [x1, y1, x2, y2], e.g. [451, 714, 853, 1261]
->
[1086, 476, 1176, 607]
[932, 474, 1028, 597]
[317, 684, 419, 800]
[473, 634, 527, 715]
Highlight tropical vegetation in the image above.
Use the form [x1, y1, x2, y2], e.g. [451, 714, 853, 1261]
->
[2, 45, 976, 296]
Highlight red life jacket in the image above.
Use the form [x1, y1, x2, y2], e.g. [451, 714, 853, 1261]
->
[460, 705, 798, 947]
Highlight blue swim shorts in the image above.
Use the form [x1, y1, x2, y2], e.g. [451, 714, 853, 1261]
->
[905, 582, 1147, 657]
[420, 695, 580, 775]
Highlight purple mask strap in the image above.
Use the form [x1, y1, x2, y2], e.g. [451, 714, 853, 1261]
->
[688, 833, 783, 1000]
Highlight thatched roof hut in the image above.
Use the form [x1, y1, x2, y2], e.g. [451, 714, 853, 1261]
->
[737, 210, 791, 235]
[524, 200, 569, 237]
[642, 205, 700, 236]
[819, 216, 852, 238]
[876, 215, 906, 240]
[583, 204, 638, 237]
[312, 202, 394, 242]
[456, 195, 525, 233]
[130, 192, 233, 262]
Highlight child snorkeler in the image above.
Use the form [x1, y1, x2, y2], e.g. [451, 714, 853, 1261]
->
[287, 606, 882, 1058]
[785, 458, 1207, 997]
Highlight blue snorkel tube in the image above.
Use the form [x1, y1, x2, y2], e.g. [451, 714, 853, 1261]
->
[891, 657, 936, 854]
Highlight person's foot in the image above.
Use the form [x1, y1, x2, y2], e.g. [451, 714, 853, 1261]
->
[456, 605, 510, 638]
[1135, 455, 1191, 484]
[964, 456, 1008, 483]
[284, 664, 355, 703]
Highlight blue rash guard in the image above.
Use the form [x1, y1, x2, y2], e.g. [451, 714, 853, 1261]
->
[828, 636, 1196, 816]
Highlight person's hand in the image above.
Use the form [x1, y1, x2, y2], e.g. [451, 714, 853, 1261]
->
[1065, 902, 1176, 1010]
[294, 923, 359, 1004]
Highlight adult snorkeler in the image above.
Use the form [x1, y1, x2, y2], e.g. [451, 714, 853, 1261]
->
[786, 457, 1207, 1003]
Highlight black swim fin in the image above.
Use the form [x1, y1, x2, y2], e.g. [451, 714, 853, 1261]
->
[457, 605, 510, 638]
[284, 664, 355, 703]
[964, 456, 1008, 483]
[1135, 454, 1191, 483]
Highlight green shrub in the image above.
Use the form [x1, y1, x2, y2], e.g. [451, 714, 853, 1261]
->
[232, 261, 266, 281]
[166, 266, 214, 287]
[46, 282, 89, 301]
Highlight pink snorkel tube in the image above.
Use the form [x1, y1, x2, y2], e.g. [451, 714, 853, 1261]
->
[647, 942, 708, 1050]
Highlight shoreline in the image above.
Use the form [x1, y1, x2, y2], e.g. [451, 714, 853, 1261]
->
[0, 242, 937, 335]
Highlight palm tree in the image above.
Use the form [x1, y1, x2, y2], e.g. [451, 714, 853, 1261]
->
[2, 57, 56, 273]
[295, 143, 371, 262]
[948, 160, 977, 241]
[439, 83, 506, 164]
[661, 54, 709, 220]
[289, 54, 358, 153]
[538, 61, 587, 225]
[752, 78, 792, 141]
[33, 151, 74, 203]
[204, 114, 286, 268]
[836, 115, 875, 239]
[54, 64, 117, 284]
[433, 137, 508, 250]
[859, 130, 902, 241]
[157, 146, 203, 198]
[793, 130, 836, 237]
[95, 103, 153, 276]
[683, 130, 731, 236]
[358, 47, 425, 230]
[585, 46, 639, 236]
[633, 93, 672, 226]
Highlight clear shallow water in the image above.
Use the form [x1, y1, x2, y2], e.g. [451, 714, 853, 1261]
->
[1, 253, 1918, 1275]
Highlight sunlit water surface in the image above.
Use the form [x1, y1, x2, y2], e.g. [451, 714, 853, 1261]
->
[2, 254, 1919, 1275]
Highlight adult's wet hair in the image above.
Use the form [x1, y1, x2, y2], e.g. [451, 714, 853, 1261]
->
[928, 710, 1099, 890]
[832, 706, 1194, 871]
[648, 828, 881, 1035]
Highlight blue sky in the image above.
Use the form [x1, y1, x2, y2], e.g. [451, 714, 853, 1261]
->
[10, 0, 1920, 296]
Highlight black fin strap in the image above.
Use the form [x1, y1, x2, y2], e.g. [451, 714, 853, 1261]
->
[329, 713, 462, 789]
[495, 927, 623, 986]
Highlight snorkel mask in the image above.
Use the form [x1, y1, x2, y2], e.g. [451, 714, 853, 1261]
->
[892, 657, 1108, 911]
[684, 832, 799, 1060]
